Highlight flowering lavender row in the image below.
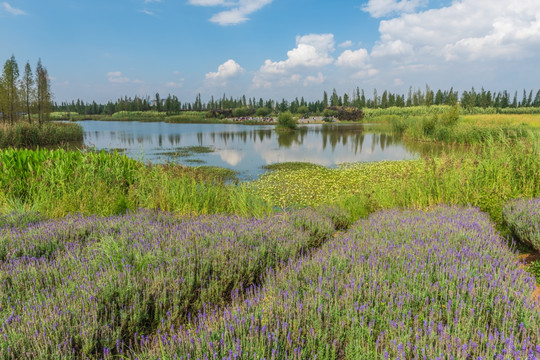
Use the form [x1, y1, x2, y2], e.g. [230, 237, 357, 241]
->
[131, 207, 540, 359]
[0, 209, 336, 359]
[503, 198, 540, 252]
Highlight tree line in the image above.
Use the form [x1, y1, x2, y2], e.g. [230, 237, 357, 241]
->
[0, 55, 52, 125]
[54, 85, 540, 116]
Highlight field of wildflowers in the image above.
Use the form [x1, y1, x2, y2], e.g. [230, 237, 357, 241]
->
[124, 206, 539, 359]
[0, 208, 340, 358]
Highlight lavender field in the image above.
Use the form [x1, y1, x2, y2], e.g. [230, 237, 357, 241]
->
[1, 206, 539, 359]
[503, 198, 540, 251]
[0, 209, 338, 358]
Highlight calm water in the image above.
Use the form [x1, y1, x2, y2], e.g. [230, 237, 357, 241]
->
[78, 121, 435, 179]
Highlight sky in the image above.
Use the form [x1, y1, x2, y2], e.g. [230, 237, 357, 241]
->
[1, 0, 539, 103]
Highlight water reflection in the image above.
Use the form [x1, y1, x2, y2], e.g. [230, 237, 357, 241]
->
[77, 121, 449, 179]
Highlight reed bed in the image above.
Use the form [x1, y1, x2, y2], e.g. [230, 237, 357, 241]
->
[126, 206, 540, 359]
[0, 148, 271, 218]
[0, 122, 83, 147]
[0, 208, 340, 358]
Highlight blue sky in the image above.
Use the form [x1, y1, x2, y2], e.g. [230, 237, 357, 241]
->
[1, 0, 539, 103]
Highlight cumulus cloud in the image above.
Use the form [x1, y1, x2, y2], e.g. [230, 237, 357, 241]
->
[205, 59, 244, 85]
[2, 2, 27, 15]
[335, 48, 370, 68]
[253, 34, 335, 88]
[188, 0, 273, 26]
[374, 0, 540, 62]
[362, 0, 427, 18]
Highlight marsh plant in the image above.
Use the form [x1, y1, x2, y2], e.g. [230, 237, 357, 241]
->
[277, 111, 297, 131]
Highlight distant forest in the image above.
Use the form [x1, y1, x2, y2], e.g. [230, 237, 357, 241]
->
[54, 86, 540, 115]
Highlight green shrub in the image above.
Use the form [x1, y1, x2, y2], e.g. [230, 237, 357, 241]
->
[255, 107, 272, 117]
[277, 111, 297, 130]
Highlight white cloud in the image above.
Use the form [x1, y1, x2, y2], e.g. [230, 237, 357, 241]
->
[353, 68, 379, 79]
[393, 78, 404, 86]
[253, 34, 335, 88]
[205, 59, 244, 85]
[2, 2, 27, 15]
[338, 40, 353, 48]
[374, 0, 540, 62]
[371, 39, 414, 58]
[189, 0, 273, 26]
[335, 48, 370, 68]
[304, 72, 325, 86]
[362, 0, 427, 18]
[107, 72, 131, 84]
[140, 9, 156, 16]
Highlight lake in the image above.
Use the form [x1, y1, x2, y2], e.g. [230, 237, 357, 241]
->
[78, 121, 436, 179]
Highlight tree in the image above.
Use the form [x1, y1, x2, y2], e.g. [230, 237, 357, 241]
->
[36, 58, 52, 125]
[322, 91, 328, 108]
[1, 55, 20, 125]
[533, 90, 540, 107]
[21, 61, 34, 123]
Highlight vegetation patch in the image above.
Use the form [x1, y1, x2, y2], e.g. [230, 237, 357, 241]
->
[129, 207, 540, 359]
[0, 122, 83, 147]
[262, 162, 325, 172]
[0, 208, 342, 358]
[502, 198, 540, 251]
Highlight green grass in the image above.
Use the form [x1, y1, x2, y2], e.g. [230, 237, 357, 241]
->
[0, 122, 83, 147]
[0, 148, 270, 218]
[253, 137, 540, 225]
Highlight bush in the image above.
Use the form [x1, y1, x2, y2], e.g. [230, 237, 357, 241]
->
[297, 105, 309, 115]
[255, 107, 272, 117]
[502, 198, 540, 251]
[277, 111, 297, 130]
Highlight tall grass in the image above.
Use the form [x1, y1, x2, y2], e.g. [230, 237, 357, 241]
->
[0, 122, 83, 147]
[0, 148, 271, 218]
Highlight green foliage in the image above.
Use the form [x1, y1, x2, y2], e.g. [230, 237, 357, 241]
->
[0, 122, 83, 147]
[529, 261, 540, 282]
[253, 137, 540, 225]
[297, 105, 309, 115]
[0, 148, 271, 218]
[255, 107, 272, 117]
[277, 111, 297, 130]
